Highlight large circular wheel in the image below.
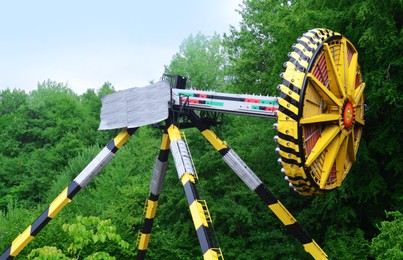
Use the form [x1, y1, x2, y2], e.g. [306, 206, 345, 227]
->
[276, 29, 365, 196]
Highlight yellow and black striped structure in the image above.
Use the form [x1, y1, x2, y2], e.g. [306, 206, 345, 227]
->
[168, 124, 223, 260]
[0, 128, 137, 260]
[189, 112, 327, 259]
[136, 132, 170, 259]
[276, 28, 365, 195]
[2, 28, 365, 260]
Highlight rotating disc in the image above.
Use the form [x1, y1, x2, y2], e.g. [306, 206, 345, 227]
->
[276, 29, 365, 196]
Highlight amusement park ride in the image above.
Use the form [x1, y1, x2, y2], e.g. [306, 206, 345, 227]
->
[1, 28, 365, 260]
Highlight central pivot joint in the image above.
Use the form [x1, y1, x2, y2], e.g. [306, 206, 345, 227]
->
[342, 101, 355, 129]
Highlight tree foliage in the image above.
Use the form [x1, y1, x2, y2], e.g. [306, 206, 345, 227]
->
[165, 32, 228, 90]
[27, 216, 130, 259]
[370, 211, 403, 259]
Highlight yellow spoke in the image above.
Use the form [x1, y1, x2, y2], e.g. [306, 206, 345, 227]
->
[307, 73, 343, 107]
[347, 52, 358, 100]
[305, 125, 340, 167]
[319, 133, 346, 189]
[347, 130, 356, 162]
[354, 82, 366, 105]
[336, 135, 348, 186]
[300, 114, 340, 125]
[324, 43, 345, 97]
[341, 38, 348, 98]
[355, 116, 365, 126]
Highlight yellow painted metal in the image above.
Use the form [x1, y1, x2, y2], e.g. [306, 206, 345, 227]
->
[277, 29, 365, 194]
[303, 242, 328, 260]
[336, 135, 349, 186]
[10, 227, 34, 256]
[323, 43, 344, 98]
[289, 51, 309, 68]
[355, 114, 365, 126]
[189, 200, 209, 229]
[113, 128, 131, 148]
[347, 130, 356, 162]
[137, 233, 151, 250]
[48, 187, 71, 218]
[300, 114, 340, 125]
[279, 84, 300, 102]
[160, 133, 170, 150]
[145, 199, 158, 219]
[348, 53, 359, 100]
[268, 202, 297, 226]
[201, 129, 228, 151]
[319, 134, 346, 189]
[307, 73, 343, 107]
[305, 125, 340, 167]
[354, 83, 366, 109]
[277, 115, 299, 141]
[181, 173, 196, 186]
[278, 98, 299, 116]
[167, 124, 182, 141]
[203, 248, 224, 260]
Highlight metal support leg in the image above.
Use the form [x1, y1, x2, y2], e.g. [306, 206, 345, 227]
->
[0, 128, 138, 260]
[189, 113, 327, 260]
[136, 132, 170, 259]
[167, 124, 223, 260]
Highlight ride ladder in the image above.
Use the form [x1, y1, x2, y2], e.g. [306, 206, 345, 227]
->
[179, 130, 223, 259]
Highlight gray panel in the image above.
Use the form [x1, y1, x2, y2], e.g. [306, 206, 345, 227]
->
[150, 159, 168, 195]
[170, 139, 195, 180]
[74, 147, 115, 187]
[99, 81, 170, 130]
[223, 149, 262, 190]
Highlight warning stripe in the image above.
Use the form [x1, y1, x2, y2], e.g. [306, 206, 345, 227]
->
[189, 112, 327, 259]
[166, 124, 222, 259]
[137, 133, 170, 259]
[1, 128, 137, 259]
[254, 184, 327, 259]
[136, 198, 158, 253]
[182, 174, 218, 256]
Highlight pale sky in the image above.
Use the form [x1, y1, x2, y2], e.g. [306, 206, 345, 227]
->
[0, 1, 242, 94]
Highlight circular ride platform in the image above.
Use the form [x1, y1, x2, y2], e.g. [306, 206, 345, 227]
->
[276, 29, 365, 196]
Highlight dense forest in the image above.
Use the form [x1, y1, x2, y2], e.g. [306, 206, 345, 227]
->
[1, 0, 402, 259]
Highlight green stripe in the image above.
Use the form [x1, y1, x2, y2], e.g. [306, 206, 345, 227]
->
[260, 100, 277, 105]
[179, 92, 194, 97]
[206, 101, 224, 106]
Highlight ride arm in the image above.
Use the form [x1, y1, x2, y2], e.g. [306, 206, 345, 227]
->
[136, 130, 170, 259]
[188, 111, 327, 260]
[171, 88, 278, 118]
[1, 128, 137, 259]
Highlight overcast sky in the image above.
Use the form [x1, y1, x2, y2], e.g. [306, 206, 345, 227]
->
[0, 1, 242, 94]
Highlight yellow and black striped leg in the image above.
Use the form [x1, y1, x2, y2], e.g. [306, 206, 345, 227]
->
[189, 113, 327, 259]
[0, 128, 137, 260]
[136, 132, 170, 259]
[167, 124, 223, 260]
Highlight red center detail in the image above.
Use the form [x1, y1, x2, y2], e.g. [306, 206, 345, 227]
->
[343, 102, 354, 128]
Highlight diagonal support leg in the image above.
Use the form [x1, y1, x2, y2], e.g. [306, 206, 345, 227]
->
[1, 128, 138, 260]
[189, 112, 327, 260]
[167, 124, 223, 260]
[136, 131, 170, 259]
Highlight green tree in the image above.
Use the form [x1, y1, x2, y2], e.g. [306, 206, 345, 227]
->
[0, 80, 107, 208]
[165, 32, 228, 89]
[27, 215, 131, 259]
[371, 211, 403, 259]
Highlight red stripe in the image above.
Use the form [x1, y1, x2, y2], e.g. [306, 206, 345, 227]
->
[245, 98, 260, 103]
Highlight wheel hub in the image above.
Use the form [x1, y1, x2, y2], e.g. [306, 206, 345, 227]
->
[343, 101, 354, 129]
